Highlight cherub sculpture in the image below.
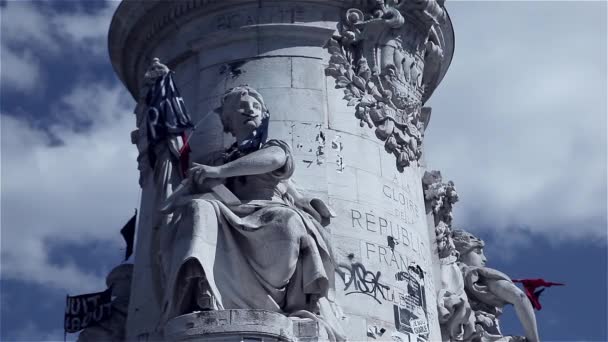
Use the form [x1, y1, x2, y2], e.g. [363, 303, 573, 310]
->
[452, 230, 540, 342]
[158, 86, 345, 341]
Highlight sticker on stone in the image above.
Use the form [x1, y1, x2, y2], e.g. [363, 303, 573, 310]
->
[393, 264, 429, 341]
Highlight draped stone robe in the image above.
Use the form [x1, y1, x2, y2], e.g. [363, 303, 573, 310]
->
[157, 140, 343, 339]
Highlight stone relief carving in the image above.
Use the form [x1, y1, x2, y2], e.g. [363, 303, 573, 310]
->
[157, 85, 346, 341]
[325, 0, 446, 171]
[422, 171, 475, 341]
[423, 170, 540, 341]
[422, 170, 458, 258]
[453, 230, 540, 342]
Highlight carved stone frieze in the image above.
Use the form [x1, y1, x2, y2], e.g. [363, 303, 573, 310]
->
[325, 0, 447, 171]
[423, 170, 458, 227]
[422, 170, 458, 261]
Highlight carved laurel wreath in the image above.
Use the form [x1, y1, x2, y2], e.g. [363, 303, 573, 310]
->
[325, 6, 429, 172]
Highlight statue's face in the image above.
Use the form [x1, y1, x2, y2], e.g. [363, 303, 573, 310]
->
[228, 93, 264, 138]
[144, 63, 169, 83]
[460, 246, 487, 267]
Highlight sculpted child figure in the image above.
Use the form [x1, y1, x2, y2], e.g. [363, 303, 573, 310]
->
[452, 230, 540, 342]
[158, 86, 345, 340]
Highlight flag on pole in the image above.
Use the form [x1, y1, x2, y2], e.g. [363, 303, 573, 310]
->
[146, 71, 193, 168]
[179, 131, 191, 178]
[120, 211, 137, 261]
[512, 278, 565, 310]
[64, 287, 113, 334]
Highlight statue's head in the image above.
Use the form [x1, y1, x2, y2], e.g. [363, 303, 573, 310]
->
[217, 86, 269, 142]
[452, 230, 487, 267]
[144, 58, 170, 84]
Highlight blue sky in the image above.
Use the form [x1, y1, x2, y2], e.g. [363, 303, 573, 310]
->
[1, 1, 606, 341]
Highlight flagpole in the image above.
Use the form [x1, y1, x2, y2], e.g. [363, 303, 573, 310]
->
[64, 294, 68, 342]
[132, 188, 142, 261]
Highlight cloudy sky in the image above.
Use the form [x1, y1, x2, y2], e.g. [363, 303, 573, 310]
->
[1, 1, 606, 341]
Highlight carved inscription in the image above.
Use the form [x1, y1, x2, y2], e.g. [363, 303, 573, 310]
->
[364, 241, 415, 271]
[351, 209, 427, 263]
[382, 184, 421, 224]
[215, 6, 306, 30]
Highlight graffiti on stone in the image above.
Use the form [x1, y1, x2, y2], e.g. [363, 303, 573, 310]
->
[336, 262, 391, 304]
[387, 235, 399, 251]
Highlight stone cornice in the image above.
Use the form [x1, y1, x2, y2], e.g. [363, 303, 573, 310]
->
[108, 0, 454, 100]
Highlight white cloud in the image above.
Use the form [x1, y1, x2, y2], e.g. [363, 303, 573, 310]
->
[52, 2, 120, 56]
[425, 2, 607, 243]
[0, 46, 42, 92]
[0, 2, 59, 53]
[1, 80, 138, 294]
[0, 1, 120, 93]
[0, 2, 53, 93]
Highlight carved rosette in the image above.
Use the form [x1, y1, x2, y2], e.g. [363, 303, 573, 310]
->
[422, 170, 458, 259]
[325, 0, 446, 171]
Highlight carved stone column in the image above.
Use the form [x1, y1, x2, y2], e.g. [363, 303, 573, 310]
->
[109, 1, 453, 341]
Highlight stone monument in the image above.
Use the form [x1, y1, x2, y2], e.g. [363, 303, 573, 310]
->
[422, 172, 540, 341]
[100, 1, 540, 341]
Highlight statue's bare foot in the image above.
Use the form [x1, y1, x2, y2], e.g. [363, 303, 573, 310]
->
[307, 294, 321, 315]
[196, 278, 217, 310]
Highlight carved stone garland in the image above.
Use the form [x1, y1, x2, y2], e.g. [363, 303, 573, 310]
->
[422, 170, 458, 259]
[325, 0, 445, 171]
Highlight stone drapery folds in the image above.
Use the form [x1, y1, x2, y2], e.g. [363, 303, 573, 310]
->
[156, 85, 346, 341]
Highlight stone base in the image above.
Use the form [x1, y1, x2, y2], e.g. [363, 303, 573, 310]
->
[164, 310, 322, 342]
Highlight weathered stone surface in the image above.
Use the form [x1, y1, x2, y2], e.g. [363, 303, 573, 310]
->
[108, 1, 455, 341]
[164, 310, 294, 342]
[324, 1, 452, 171]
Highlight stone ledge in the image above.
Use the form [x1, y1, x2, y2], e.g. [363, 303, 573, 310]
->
[164, 310, 295, 342]
[109, 0, 453, 102]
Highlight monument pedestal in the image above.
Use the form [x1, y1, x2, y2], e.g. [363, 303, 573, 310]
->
[164, 310, 323, 342]
[108, 1, 454, 341]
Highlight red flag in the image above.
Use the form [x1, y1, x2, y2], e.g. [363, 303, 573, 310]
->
[512, 278, 564, 310]
[179, 132, 191, 178]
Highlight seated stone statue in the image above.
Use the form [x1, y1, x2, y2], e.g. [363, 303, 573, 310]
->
[158, 86, 345, 340]
[452, 230, 540, 342]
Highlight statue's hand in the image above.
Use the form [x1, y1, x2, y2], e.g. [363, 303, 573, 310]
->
[293, 196, 336, 223]
[476, 313, 494, 327]
[294, 197, 322, 222]
[189, 163, 222, 186]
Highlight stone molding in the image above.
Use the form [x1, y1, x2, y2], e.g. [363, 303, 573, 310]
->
[108, 0, 453, 101]
[164, 310, 296, 341]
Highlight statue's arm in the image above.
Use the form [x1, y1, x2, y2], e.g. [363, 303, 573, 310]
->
[284, 180, 305, 202]
[487, 279, 540, 342]
[190, 146, 286, 183]
[284, 180, 335, 223]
